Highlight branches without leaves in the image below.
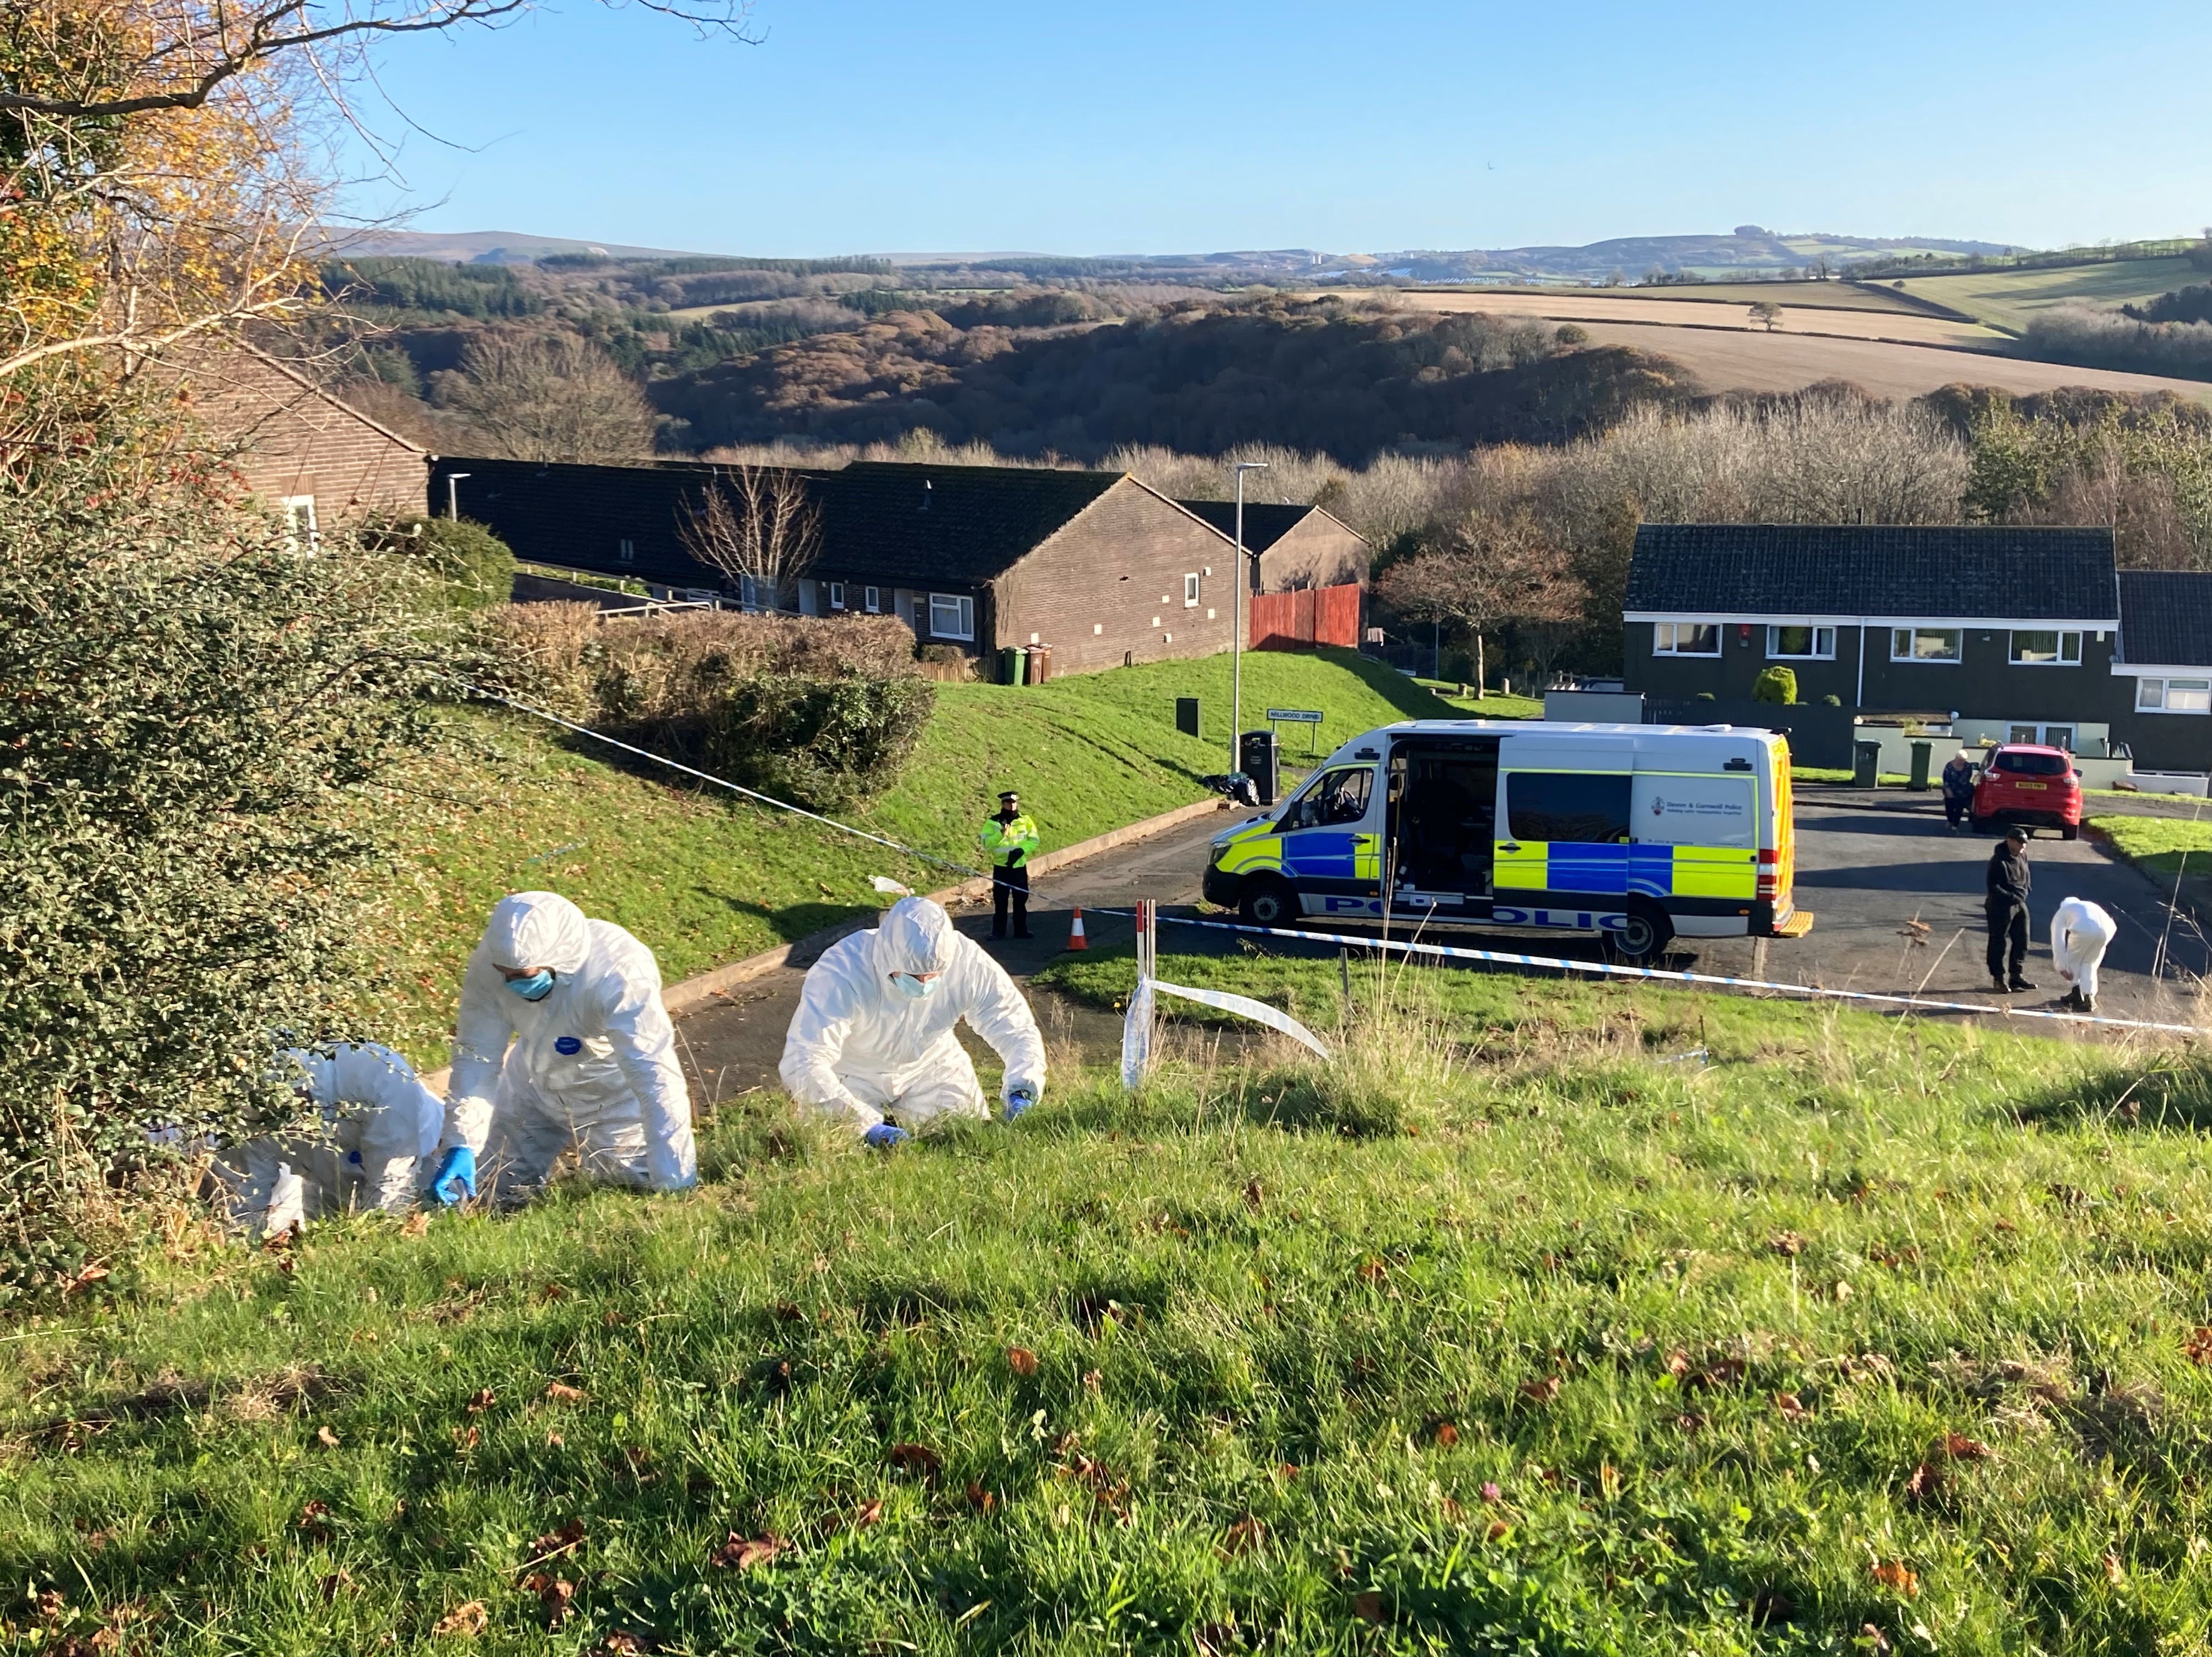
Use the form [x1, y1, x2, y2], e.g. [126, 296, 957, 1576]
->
[679, 466, 822, 606]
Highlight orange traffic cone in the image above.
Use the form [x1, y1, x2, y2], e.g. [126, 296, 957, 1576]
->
[1066, 907, 1088, 950]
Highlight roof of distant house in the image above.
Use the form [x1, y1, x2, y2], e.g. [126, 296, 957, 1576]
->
[1625, 524, 2119, 623]
[2119, 569, 2212, 668]
[810, 461, 1134, 585]
[1172, 499, 1363, 554]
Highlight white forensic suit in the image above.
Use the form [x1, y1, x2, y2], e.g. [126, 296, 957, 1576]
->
[780, 897, 1046, 1133]
[218, 1043, 443, 1237]
[2052, 896, 2119, 1009]
[443, 891, 697, 1201]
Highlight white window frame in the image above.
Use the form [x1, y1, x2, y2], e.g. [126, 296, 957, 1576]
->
[1652, 621, 1721, 657]
[281, 494, 318, 552]
[928, 592, 975, 641]
[2009, 628, 2082, 667]
[618, 537, 636, 564]
[863, 585, 880, 614]
[2138, 676, 2212, 714]
[1888, 626, 1960, 663]
[828, 582, 845, 611]
[1183, 572, 1201, 608]
[1765, 624, 1835, 660]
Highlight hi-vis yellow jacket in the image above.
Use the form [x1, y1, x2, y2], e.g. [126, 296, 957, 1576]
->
[979, 813, 1040, 868]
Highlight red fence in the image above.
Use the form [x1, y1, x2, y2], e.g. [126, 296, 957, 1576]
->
[1249, 583, 1362, 651]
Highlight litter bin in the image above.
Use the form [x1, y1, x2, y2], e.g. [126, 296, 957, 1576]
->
[1175, 696, 1201, 738]
[998, 646, 1028, 686]
[1907, 740, 1933, 792]
[1239, 729, 1280, 806]
[1853, 739, 1881, 789]
[1026, 643, 1054, 685]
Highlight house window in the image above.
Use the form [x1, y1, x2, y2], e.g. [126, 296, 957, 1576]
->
[828, 582, 845, 610]
[281, 495, 318, 551]
[864, 585, 880, 613]
[2009, 630, 2082, 666]
[618, 538, 636, 564]
[928, 593, 975, 641]
[1766, 625, 1835, 660]
[1652, 622, 1720, 656]
[1889, 627, 1960, 662]
[739, 574, 765, 612]
[1183, 573, 1201, 608]
[2138, 677, 2212, 714]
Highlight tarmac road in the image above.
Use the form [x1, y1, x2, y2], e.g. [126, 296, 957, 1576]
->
[672, 790, 2208, 1107]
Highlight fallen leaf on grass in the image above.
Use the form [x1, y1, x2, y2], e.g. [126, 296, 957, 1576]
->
[522, 1520, 586, 1568]
[58, 1262, 111, 1297]
[522, 1572, 575, 1627]
[452, 1425, 479, 1451]
[1690, 1359, 1747, 1391]
[1859, 1624, 1893, 1654]
[1218, 1516, 1265, 1558]
[708, 1532, 785, 1571]
[1429, 1421, 1459, 1448]
[400, 1212, 429, 1239]
[1007, 1346, 1039, 1377]
[320, 1569, 355, 1602]
[1485, 1519, 1512, 1542]
[315, 1424, 340, 1448]
[297, 1500, 332, 1542]
[1774, 1392, 1808, 1420]
[1663, 1349, 1692, 1378]
[1352, 1590, 1386, 1623]
[466, 1389, 496, 1414]
[539, 1283, 568, 1303]
[2184, 1328, 2212, 1366]
[1357, 1259, 1387, 1284]
[433, 1600, 488, 1637]
[1676, 1412, 1708, 1433]
[1518, 1376, 1560, 1406]
[595, 1634, 649, 1655]
[544, 1383, 586, 1403]
[1942, 1433, 1989, 1461]
[852, 1498, 884, 1530]
[1440, 1497, 1465, 1522]
[1904, 1462, 1942, 1502]
[2104, 1552, 2126, 1585]
[964, 1482, 995, 1513]
[1768, 1232, 1805, 1257]
[1243, 1179, 1264, 1211]
[888, 1441, 943, 1477]
[1871, 1559, 1919, 1597]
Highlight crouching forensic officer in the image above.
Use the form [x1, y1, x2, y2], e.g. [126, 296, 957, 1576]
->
[979, 789, 1040, 940]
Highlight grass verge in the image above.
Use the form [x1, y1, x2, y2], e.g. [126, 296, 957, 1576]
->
[9, 959, 2212, 1653]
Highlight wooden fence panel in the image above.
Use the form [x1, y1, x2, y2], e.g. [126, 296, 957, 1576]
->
[1250, 583, 1361, 650]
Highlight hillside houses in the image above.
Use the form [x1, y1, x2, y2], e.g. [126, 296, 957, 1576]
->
[429, 455, 1370, 676]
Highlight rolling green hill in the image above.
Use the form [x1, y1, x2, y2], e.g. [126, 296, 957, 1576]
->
[1892, 256, 2200, 334]
[357, 649, 1458, 1062]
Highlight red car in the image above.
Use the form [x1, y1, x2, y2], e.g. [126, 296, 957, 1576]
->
[1970, 744, 2082, 839]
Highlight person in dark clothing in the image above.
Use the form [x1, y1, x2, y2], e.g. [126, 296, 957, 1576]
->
[1940, 749, 1977, 829]
[978, 791, 1039, 941]
[1985, 826, 2034, 991]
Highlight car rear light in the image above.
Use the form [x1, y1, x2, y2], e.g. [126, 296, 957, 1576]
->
[1757, 848, 1779, 900]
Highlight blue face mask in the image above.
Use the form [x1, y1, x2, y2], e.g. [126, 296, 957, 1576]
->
[891, 973, 939, 1001]
[507, 969, 556, 1002]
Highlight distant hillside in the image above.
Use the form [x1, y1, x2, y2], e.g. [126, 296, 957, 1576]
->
[1354, 230, 2013, 286]
[647, 297, 1703, 460]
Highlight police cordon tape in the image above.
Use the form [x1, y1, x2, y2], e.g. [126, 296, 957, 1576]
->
[1097, 908, 2209, 1037]
[460, 682, 2205, 1040]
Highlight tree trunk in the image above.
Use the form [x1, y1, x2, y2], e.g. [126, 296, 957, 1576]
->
[1473, 630, 1486, 699]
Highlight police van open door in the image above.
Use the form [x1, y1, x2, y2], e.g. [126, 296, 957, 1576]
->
[1202, 719, 1810, 962]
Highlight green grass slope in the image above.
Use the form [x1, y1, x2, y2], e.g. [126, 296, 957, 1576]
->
[10, 966, 2212, 1653]
[1893, 257, 2199, 334]
[359, 650, 1454, 1061]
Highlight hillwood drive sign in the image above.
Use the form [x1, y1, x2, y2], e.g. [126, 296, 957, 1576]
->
[1266, 707, 1325, 754]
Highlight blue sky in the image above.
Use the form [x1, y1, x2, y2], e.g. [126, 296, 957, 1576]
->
[346, 0, 2212, 257]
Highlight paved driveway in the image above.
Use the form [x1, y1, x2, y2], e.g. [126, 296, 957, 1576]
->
[673, 792, 2206, 1104]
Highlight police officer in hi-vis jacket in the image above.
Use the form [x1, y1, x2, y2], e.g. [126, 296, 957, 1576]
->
[979, 790, 1040, 940]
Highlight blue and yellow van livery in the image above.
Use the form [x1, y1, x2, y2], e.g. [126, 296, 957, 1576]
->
[1201, 719, 1809, 963]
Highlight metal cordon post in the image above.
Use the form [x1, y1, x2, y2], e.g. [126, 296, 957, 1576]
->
[1230, 460, 1268, 774]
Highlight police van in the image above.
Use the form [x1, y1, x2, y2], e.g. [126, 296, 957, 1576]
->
[1200, 720, 1811, 963]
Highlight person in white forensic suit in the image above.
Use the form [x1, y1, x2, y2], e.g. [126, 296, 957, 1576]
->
[426, 890, 696, 1205]
[217, 1042, 443, 1238]
[780, 896, 1045, 1147]
[2051, 895, 2119, 1015]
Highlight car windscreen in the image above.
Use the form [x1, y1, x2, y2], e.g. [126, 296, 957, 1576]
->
[1994, 751, 2069, 777]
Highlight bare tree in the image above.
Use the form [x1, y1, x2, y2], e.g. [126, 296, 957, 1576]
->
[439, 334, 654, 462]
[1376, 509, 1586, 696]
[679, 465, 822, 609]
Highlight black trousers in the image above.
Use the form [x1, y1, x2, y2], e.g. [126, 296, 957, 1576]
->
[1986, 900, 2028, 979]
[1944, 794, 1969, 825]
[991, 863, 1029, 937]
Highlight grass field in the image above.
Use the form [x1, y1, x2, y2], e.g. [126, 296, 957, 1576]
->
[2088, 812, 2212, 880]
[355, 650, 1452, 1063]
[1399, 283, 1936, 316]
[1374, 289, 2000, 349]
[12, 950, 2212, 1653]
[1891, 257, 2200, 335]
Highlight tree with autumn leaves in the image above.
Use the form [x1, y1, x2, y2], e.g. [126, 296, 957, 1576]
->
[1375, 508, 1588, 696]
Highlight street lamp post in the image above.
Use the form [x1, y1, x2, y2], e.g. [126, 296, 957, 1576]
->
[445, 471, 471, 521]
[1230, 460, 1269, 775]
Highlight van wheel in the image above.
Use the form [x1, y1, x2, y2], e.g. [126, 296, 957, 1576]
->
[1239, 877, 1296, 929]
[2062, 824, 2079, 841]
[1605, 902, 1674, 966]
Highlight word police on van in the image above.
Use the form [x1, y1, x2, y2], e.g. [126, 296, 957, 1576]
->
[1201, 720, 1811, 964]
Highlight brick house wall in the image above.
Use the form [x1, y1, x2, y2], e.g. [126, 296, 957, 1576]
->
[991, 480, 1239, 675]
[1254, 510, 1369, 594]
[181, 347, 428, 524]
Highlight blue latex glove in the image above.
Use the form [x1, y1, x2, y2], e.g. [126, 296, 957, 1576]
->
[862, 1123, 909, 1150]
[1002, 1086, 1038, 1123]
[427, 1145, 476, 1206]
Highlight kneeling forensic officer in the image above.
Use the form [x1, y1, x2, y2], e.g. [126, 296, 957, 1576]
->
[216, 1041, 443, 1238]
[780, 896, 1045, 1146]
